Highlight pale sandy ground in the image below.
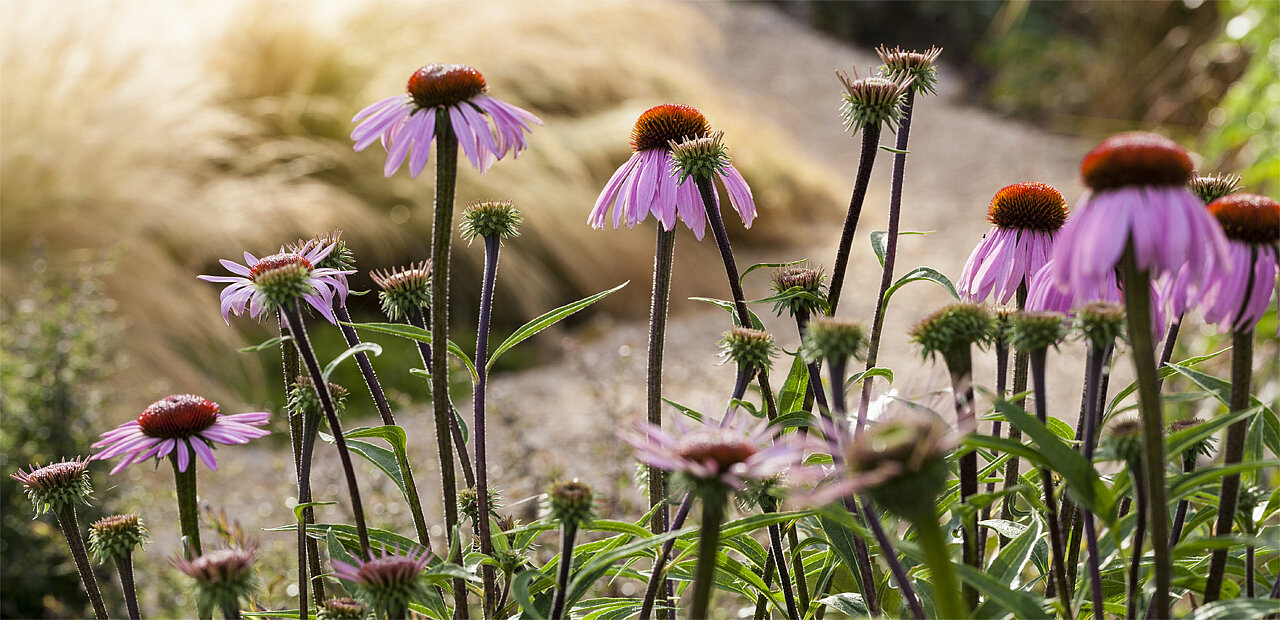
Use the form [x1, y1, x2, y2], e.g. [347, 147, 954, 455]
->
[111, 2, 1168, 609]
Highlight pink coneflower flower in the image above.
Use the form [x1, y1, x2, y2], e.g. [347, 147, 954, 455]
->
[623, 414, 807, 490]
[92, 395, 269, 474]
[198, 241, 354, 325]
[590, 104, 756, 240]
[331, 545, 432, 619]
[1201, 194, 1279, 332]
[1051, 132, 1230, 312]
[958, 182, 1068, 304]
[351, 63, 540, 177]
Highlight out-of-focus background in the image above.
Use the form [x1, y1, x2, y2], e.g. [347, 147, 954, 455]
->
[2, 1, 1275, 617]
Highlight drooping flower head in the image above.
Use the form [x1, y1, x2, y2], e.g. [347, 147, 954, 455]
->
[590, 105, 755, 240]
[624, 414, 809, 494]
[11, 457, 93, 515]
[198, 241, 354, 325]
[959, 182, 1068, 304]
[172, 545, 258, 615]
[1201, 193, 1279, 332]
[1051, 132, 1230, 315]
[876, 46, 943, 96]
[370, 261, 432, 321]
[769, 264, 828, 317]
[836, 66, 912, 134]
[331, 545, 433, 620]
[92, 394, 269, 474]
[88, 514, 148, 563]
[351, 63, 541, 176]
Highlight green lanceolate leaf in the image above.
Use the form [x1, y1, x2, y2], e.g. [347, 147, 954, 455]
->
[980, 517, 1042, 593]
[292, 501, 337, 527]
[846, 366, 894, 390]
[488, 281, 628, 370]
[869, 230, 931, 267]
[818, 593, 868, 617]
[348, 321, 479, 382]
[689, 296, 765, 329]
[319, 431, 409, 502]
[997, 400, 1112, 517]
[955, 564, 1049, 619]
[238, 335, 292, 353]
[322, 342, 382, 382]
[883, 266, 960, 304]
[777, 355, 810, 417]
[740, 258, 809, 283]
[512, 570, 549, 619]
[1105, 347, 1231, 417]
[1189, 597, 1280, 620]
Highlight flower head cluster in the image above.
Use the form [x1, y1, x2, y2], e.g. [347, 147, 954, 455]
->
[172, 545, 258, 615]
[370, 261, 432, 321]
[909, 303, 993, 364]
[288, 376, 350, 418]
[331, 545, 433, 619]
[876, 45, 943, 96]
[769, 264, 828, 317]
[590, 104, 756, 240]
[545, 479, 596, 528]
[460, 200, 522, 242]
[1008, 311, 1069, 353]
[351, 63, 541, 176]
[11, 457, 93, 515]
[1201, 193, 1279, 332]
[959, 182, 1068, 304]
[624, 415, 809, 494]
[836, 66, 912, 133]
[88, 513, 148, 563]
[199, 241, 354, 325]
[92, 394, 270, 474]
[718, 326, 776, 374]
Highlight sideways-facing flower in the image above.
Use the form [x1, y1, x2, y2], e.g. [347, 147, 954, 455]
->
[836, 66, 912, 134]
[11, 457, 93, 515]
[331, 546, 433, 620]
[92, 394, 269, 474]
[876, 46, 943, 96]
[351, 63, 541, 176]
[1051, 132, 1230, 313]
[172, 545, 258, 616]
[198, 241, 354, 325]
[624, 415, 809, 493]
[958, 182, 1068, 304]
[1200, 194, 1279, 332]
[370, 261, 432, 321]
[590, 105, 755, 240]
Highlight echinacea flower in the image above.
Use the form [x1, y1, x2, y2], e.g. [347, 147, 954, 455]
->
[331, 545, 433, 620]
[172, 545, 258, 616]
[958, 182, 1068, 304]
[1051, 132, 1230, 313]
[11, 457, 93, 515]
[836, 66, 912, 134]
[1201, 193, 1279, 332]
[92, 394, 269, 474]
[198, 241, 354, 325]
[351, 63, 540, 177]
[623, 414, 808, 491]
[88, 514, 148, 563]
[590, 104, 755, 240]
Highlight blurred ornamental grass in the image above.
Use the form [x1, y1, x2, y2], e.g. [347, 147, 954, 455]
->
[1, 1, 845, 409]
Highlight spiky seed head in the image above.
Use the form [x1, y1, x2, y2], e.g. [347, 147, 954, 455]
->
[846, 408, 954, 520]
[909, 303, 993, 364]
[546, 479, 595, 527]
[876, 45, 942, 95]
[1207, 193, 1280, 245]
[458, 486, 503, 523]
[288, 231, 355, 271]
[11, 458, 93, 515]
[88, 514, 148, 563]
[407, 64, 487, 109]
[1077, 302, 1126, 350]
[332, 547, 432, 620]
[460, 200, 522, 242]
[288, 376, 349, 418]
[250, 252, 314, 310]
[669, 131, 731, 184]
[836, 66, 912, 133]
[1009, 311, 1068, 353]
[991, 308, 1016, 350]
[1189, 173, 1243, 205]
[317, 597, 371, 620]
[987, 182, 1069, 231]
[1081, 132, 1194, 191]
[370, 261, 432, 321]
[631, 103, 710, 152]
[1102, 418, 1144, 465]
[801, 317, 868, 365]
[1167, 417, 1216, 461]
[718, 327, 777, 373]
[172, 546, 258, 615]
[770, 265, 828, 317]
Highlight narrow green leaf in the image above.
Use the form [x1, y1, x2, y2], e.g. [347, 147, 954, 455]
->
[320, 431, 409, 502]
[292, 501, 337, 526]
[688, 297, 765, 329]
[1166, 363, 1276, 416]
[662, 399, 705, 423]
[488, 281, 628, 369]
[869, 230, 931, 267]
[878, 145, 909, 154]
[981, 517, 1041, 590]
[751, 288, 830, 314]
[846, 366, 894, 389]
[955, 564, 1049, 619]
[997, 400, 1111, 516]
[326, 527, 356, 567]
[1106, 346, 1231, 417]
[883, 266, 960, 303]
[348, 322, 478, 382]
[513, 570, 549, 619]
[777, 355, 811, 417]
[740, 258, 809, 283]
[818, 593, 868, 617]
[819, 514, 871, 597]
[977, 518, 1028, 540]
[322, 342, 382, 383]
[344, 425, 408, 453]
[238, 335, 291, 353]
[1165, 406, 1258, 459]
[1189, 598, 1280, 620]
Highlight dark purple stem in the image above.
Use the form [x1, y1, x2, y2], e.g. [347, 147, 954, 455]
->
[475, 234, 500, 617]
[1204, 327, 1255, 603]
[55, 506, 108, 620]
[827, 123, 883, 316]
[333, 303, 396, 426]
[1030, 349, 1073, 617]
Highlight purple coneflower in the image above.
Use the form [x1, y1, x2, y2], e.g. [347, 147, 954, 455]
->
[1201, 194, 1279, 332]
[198, 241, 354, 325]
[172, 545, 259, 619]
[959, 182, 1068, 304]
[624, 415, 807, 491]
[1051, 132, 1230, 310]
[93, 394, 269, 474]
[589, 104, 755, 240]
[351, 63, 540, 176]
[331, 546, 432, 620]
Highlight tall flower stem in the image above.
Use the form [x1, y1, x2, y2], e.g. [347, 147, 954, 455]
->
[428, 110, 467, 617]
[1080, 343, 1108, 618]
[474, 233, 502, 617]
[689, 493, 728, 620]
[855, 89, 916, 434]
[1127, 468, 1149, 620]
[114, 554, 141, 620]
[549, 521, 579, 620]
[999, 286, 1030, 537]
[794, 309, 829, 413]
[910, 505, 965, 620]
[944, 358, 980, 611]
[298, 411, 326, 606]
[1029, 349, 1073, 617]
[334, 304, 397, 426]
[978, 338, 1010, 558]
[407, 311, 475, 489]
[645, 227, 677, 539]
[1204, 327, 1255, 603]
[1156, 314, 1184, 387]
[1167, 428, 1199, 546]
[1118, 245, 1172, 618]
[827, 124, 882, 316]
[172, 455, 204, 557]
[55, 506, 108, 620]
[281, 302, 371, 558]
[278, 318, 317, 614]
[859, 497, 926, 619]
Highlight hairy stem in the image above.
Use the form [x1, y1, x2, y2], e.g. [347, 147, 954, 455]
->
[56, 506, 108, 620]
[475, 234, 501, 617]
[172, 455, 204, 557]
[1030, 349, 1073, 617]
[1127, 469, 1149, 620]
[549, 521, 579, 620]
[334, 303, 397, 426]
[946, 355, 980, 612]
[827, 124, 883, 316]
[860, 498, 925, 619]
[689, 494, 727, 620]
[979, 339, 1011, 558]
[646, 227, 677, 538]
[829, 360, 880, 616]
[1204, 327, 1255, 603]
[999, 285, 1029, 536]
[114, 554, 141, 620]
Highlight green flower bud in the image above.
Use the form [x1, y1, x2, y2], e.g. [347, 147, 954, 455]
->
[1167, 417, 1215, 462]
[458, 486, 503, 524]
[847, 408, 954, 521]
[770, 265, 828, 317]
[910, 303, 993, 364]
[1101, 418, 1144, 466]
[876, 46, 942, 96]
[370, 261, 432, 321]
[719, 327, 777, 373]
[1009, 311, 1068, 353]
[669, 131, 731, 184]
[460, 200, 522, 242]
[837, 66, 911, 134]
[991, 308, 1016, 350]
[288, 376, 349, 418]
[1188, 173, 1242, 205]
[1077, 302, 1126, 350]
[545, 479, 595, 528]
[317, 597, 372, 620]
[801, 317, 868, 365]
[172, 546, 258, 616]
[88, 514, 148, 563]
[11, 457, 93, 515]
